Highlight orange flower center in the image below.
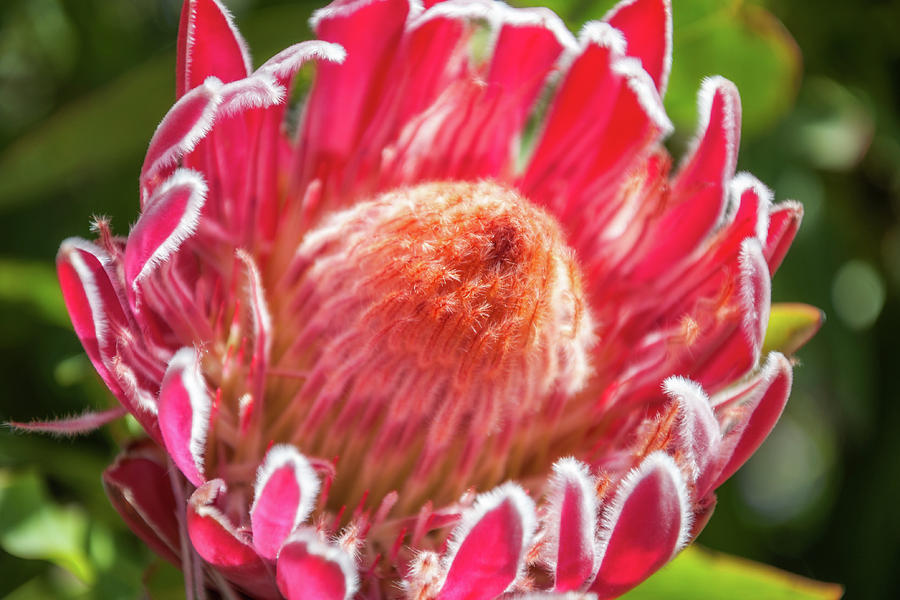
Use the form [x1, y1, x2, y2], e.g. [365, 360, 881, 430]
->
[251, 182, 593, 512]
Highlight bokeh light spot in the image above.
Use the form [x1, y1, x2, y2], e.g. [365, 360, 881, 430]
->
[831, 260, 885, 330]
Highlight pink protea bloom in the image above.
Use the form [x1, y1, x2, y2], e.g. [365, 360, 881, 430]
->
[53, 0, 808, 598]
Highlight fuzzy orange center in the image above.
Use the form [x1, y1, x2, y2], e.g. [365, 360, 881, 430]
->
[259, 181, 593, 511]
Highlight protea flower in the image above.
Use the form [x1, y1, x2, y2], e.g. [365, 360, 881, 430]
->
[51, 0, 808, 597]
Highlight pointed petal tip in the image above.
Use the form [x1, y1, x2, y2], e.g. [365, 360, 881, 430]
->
[611, 55, 673, 136]
[577, 21, 627, 55]
[765, 200, 804, 272]
[604, 0, 673, 94]
[6, 406, 127, 437]
[258, 40, 347, 82]
[127, 169, 208, 293]
[218, 72, 286, 116]
[141, 79, 222, 198]
[661, 375, 707, 404]
[728, 172, 774, 241]
[177, 0, 252, 98]
[678, 75, 742, 181]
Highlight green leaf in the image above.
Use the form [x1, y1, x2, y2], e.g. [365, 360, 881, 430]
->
[0, 470, 94, 584]
[0, 260, 68, 328]
[0, 3, 313, 213]
[764, 302, 824, 355]
[621, 545, 843, 600]
[4, 572, 88, 600]
[0, 53, 172, 213]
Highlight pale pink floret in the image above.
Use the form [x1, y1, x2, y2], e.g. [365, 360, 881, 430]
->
[48, 0, 814, 598]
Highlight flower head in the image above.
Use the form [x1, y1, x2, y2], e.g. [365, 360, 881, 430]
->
[56, 0, 809, 598]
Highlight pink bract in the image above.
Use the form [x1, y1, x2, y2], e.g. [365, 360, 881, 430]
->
[56, 0, 808, 598]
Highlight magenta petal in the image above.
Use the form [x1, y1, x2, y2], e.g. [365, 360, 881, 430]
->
[661, 377, 722, 495]
[57, 239, 130, 401]
[737, 238, 772, 361]
[438, 483, 537, 600]
[675, 76, 742, 195]
[57, 242, 164, 434]
[712, 352, 793, 488]
[103, 443, 181, 565]
[8, 406, 127, 436]
[545, 458, 598, 593]
[250, 445, 320, 560]
[591, 452, 690, 599]
[176, 0, 251, 99]
[140, 80, 222, 202]
[509, 594, 598, 599]
[235, 250, 273, 405]
[375, 1, 577, 184]
[522, 25, 626, 198]
[276, 529, 358, 600]
[727, 173, 773, 244]
[158, 347, 211, 486]
[634, 77, 740, 280]
[695, 238, 772, 389]
[605, 0, 672, 94]
[301, 0, 411, 165]
[217, 73, 285, 116]
[125, 170, 207, 299]
[488, 8, 574, 112]
[258, 41, 347, 88]
[188, 479, 281, 599]
[764, 200, 804, 273]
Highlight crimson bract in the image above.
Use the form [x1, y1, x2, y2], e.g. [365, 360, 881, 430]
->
[55, 0, 807, 598]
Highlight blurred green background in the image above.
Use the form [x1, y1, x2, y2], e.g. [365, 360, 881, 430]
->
[0, 0, 897, 598]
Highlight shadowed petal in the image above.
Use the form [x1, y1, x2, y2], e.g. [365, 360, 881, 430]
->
[103, 442, 181, 565]
[57, 238, 162, 427]
[57, 239, 127, 396]
[693, 238, 771, 390]
[188, 479, 281, 599]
